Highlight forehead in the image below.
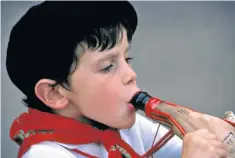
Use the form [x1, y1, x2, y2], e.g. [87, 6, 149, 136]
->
[79, 30, 130, 63]
[69, 30, 130, 82]
[89, 29, 129, 54]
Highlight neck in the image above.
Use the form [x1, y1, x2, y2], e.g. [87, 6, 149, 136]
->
[82, 116, 117, 131]
[54, 108, 114, 131]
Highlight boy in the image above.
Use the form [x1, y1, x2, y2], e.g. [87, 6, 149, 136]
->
[6, 1, 234, 158]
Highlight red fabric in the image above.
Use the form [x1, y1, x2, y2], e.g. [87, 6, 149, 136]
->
[9, 108, 141, 158]
[223, 119, 235, 127]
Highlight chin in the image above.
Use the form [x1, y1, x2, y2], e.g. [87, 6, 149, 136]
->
[117, 112, 136, 129]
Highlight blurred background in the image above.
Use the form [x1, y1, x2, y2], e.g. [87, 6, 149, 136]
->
[1, 1, 235, 158]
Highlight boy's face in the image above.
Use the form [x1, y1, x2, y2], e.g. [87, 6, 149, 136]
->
[64, 30, 140, 129]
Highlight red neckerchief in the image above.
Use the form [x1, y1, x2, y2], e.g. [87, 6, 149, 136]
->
[9, 108, 142, 158]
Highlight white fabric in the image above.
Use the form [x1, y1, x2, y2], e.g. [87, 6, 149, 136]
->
[22, 113, 183, 158]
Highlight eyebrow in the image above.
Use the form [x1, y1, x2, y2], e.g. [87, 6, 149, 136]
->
[95, 45, 131, 63]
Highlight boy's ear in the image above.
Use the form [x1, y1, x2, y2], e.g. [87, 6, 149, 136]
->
[34, 79, 69, 110]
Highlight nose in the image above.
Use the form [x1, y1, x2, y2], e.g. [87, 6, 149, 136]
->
[121, 63, 137, 85]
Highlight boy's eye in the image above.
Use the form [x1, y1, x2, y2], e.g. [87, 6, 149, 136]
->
[99, 57, 133, 73]
[125, 57, 134, 64]
[100, 64, 114, 73]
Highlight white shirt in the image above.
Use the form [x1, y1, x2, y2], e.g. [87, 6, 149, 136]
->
[22, 113, 182, 158]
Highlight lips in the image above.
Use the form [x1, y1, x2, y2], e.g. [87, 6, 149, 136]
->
[128, 90, 141, 103]
[127, 103, 136, 111]
[126, 90, 142, 112]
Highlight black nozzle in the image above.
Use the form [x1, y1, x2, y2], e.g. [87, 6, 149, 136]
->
[130, 91, 152, 111]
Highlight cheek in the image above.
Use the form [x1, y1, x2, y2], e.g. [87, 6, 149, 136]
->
[72, 75, 122, 116]
[85, 83, 128, 124]
[89, 82, 121, 109]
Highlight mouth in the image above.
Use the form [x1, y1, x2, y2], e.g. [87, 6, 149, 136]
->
[127, 90, 142, 112]
[127, 103, 136, 112]
[128, 90, 142, 104]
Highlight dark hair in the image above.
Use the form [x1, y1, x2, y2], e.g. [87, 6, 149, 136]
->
[6, 1, 138, 114]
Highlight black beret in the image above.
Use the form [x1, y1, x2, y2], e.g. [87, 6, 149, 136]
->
[6, 1, 138, 96]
